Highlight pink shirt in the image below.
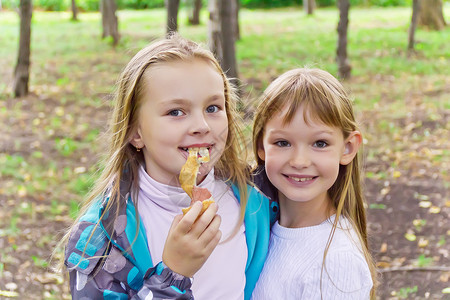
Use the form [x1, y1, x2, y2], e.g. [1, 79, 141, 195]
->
[137, 165, 247, 299]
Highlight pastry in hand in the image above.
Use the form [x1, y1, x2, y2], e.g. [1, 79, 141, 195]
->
[179, 148, 214, 216]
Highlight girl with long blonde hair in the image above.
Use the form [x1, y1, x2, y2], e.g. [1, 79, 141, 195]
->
[251, 68, 377, 299]
[59, 34, 275, 300]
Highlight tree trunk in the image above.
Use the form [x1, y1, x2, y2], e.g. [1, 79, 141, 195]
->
[208, 0, 222, 62]
[100, 0, 119, 46]
[14, 0, 32, 98]
[408, 0, 420, 51]
[304, 0, 316, 15]
[188, 0, 201, 25]
[232, 0, 240, 40]
[336, 0, 351, 79]
[71, 0, 78, 21]
[167, 0, 180, 34]
[418, 0, 446, 30]
[220, 0, 239, 85]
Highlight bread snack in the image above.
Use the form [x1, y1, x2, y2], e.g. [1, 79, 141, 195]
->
[179, 148, 214, 215]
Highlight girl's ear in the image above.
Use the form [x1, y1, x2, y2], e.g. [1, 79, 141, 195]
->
[130, 127, 145, 149]
[340, 131, 362, 165]
[257, 140, 266, 161]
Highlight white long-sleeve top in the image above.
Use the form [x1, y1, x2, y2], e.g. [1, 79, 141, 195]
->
[251, 215, 373, 300]
[137, 165, 247, 300]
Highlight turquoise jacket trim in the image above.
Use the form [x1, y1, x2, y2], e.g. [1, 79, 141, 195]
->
[231, 184, 272, 300]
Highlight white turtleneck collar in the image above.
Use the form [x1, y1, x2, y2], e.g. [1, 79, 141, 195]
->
[138, 164, 218, 214]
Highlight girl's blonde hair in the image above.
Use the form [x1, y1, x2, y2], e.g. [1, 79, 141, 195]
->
[56, 34, 249, 269]
[252, 68, 377, 298]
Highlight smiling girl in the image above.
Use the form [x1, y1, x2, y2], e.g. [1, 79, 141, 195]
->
[251, 68, 377, 299]
[60, 35, 274, 300]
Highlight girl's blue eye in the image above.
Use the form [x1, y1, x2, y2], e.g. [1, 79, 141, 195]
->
[206, 105, 220, 113]
[168, 109, 183, 117]
[314, 140, 328, 148]
[275, 141, 290, 147]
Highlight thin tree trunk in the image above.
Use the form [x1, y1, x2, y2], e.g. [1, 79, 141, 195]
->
[304, 0, 315, 15]
[167, 0, 180, 34]
[188, 0, 201, 25]
[220, 0, 238, 85]
[14, 0, 32, 98]
[208, 0, 222, 62]
[100, 0, 119, 46]
[336, 0, 351, 79]
[71, 0, 78, 21]
[408, 0, 420, 51]
[232, 0, 240, 40]
[418, 0, 446, 30]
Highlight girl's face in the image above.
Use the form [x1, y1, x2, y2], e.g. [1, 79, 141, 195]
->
[258, 104, 360, 208]
[132, 59, 228, 186]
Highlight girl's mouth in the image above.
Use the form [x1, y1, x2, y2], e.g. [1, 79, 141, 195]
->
[288, 176, 316, 182]
[179, 146, 212, 161]
[284, 175, 318, 185]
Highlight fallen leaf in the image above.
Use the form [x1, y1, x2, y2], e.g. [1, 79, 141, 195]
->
[446, 200, 450, 208]
[380, 242, 388, 253]
[376, 261, 391, 268]
[418, 238, 429, 248]
[55, 106, 65, 116]
[393, 171, 401, 178]
[405, 233, 417, 242]
[5, 282, 17, 291]
[440, 273, 449, 283]
[442, 287, 450, 294]
[35, 272, 64, 284]
[0, 290, 19, 297]
[419, 201, 432, 208]
[429, 206, 441, 214]
[380, 187, 390, 196]
[74, 166, 86, 174]
[414, 192, 429, 201]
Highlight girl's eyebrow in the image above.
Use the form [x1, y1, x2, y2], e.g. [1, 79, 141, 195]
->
[158, 98, 190, 107]
[314, 129, 335, 135]
[265, 129, 289, 136]
[158, 94, 224, 107]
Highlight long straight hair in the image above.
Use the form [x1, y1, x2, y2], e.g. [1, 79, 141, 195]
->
[253, 68, 378, 298]
[55, 34, 249, 270]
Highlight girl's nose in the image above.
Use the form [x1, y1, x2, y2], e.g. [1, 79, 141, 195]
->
[289, 148, 311, 169]
[190, 114, 210, 135]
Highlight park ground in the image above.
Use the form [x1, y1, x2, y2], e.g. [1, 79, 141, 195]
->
[0, 6, 449, 299]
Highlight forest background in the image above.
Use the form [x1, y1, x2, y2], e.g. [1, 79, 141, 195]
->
[0, 0, 449, 299]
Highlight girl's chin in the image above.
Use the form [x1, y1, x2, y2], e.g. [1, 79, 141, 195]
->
[196, 163, 211, 183]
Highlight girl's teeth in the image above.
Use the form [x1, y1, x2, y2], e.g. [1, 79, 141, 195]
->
[290, 176, 313, 182]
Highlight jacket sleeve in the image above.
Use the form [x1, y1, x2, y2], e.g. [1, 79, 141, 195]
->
[68, 259, 193, 299]
[65, 221, 193, 299]
[132, 262, 194, 299]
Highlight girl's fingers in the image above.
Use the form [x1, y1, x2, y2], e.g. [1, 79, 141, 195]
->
[189, 202, 218, 238]
[204, 229, 222, 254]
[198, 214, 221, 246]
[176, 201, 203, 234]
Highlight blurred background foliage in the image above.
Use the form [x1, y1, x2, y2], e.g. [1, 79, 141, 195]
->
[0, 0, 420, 12]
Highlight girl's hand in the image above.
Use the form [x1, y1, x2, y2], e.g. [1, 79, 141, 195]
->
[162, 201, 222, 278]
